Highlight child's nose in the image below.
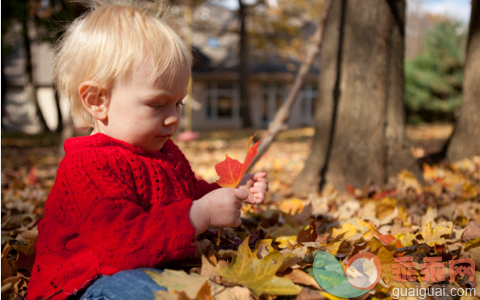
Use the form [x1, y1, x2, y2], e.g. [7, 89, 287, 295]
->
[163, 110, 179, 126]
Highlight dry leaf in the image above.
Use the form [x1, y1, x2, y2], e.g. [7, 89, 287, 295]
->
[281, 269, 322, 290]
[217, 238, 302, 297]
[146, 269, 207, 299]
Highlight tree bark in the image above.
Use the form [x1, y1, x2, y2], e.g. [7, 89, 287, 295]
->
[292, 0, 421, 196]
[22, 10, 48, 132]
[238, 0, 253, 128]
[1, 63, 6, 129]
[446, 0, 480, 161]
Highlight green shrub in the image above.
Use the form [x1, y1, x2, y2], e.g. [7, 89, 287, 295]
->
[405, 20, 466, 123]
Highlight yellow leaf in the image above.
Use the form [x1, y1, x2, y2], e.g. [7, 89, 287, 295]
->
[275, 236, 297, 249]
[268, 224, 302, 238]
[465, 237, 480, 251]
[462, 183, 478, 199]
[217, 238, 302, 298]
[376, 198, 397, 220]
[146, 269, 207, 299]
[397, 170, 422, 194]
[421, 207, 438, 228]
[368, 238, 414, 289]
[362, 230, 375, 241]
[357, 218, 377, 232]
[320, 291, 348, 300]
[331, 222, 358, 240]
[395, 232, 417, 247]
[325, 241, 343, 256]
[279, 198, 305, 214]
[257, 239, 275, 258]
[418, 222, 453, 247]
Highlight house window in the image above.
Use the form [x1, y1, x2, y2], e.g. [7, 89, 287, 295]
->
[261, 84, 285, 126]
[300, 85, 317, 124]
[206, 82, 239, 120]
[207, 37, 220, 48]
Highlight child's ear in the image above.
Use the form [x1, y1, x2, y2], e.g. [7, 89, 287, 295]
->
[79, 81, 109, 121]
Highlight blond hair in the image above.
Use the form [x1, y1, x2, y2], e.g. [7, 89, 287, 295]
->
[54, 0, 192, 128]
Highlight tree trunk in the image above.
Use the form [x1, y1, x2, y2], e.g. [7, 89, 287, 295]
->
[446, 0, 480, 161]
[292, 0, 421, 196]
[238, 0, 252, 128]
[1, 63, 6, 129]
[22, 12, 48, 132]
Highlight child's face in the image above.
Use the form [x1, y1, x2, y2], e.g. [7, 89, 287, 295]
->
[100, 63, 190, 152]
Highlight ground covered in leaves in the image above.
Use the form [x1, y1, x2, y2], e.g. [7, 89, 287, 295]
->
[2, 126, 479, 300]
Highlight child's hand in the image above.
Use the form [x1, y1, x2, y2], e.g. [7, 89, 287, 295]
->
[189, 188, 249, 236]
[238, 172, 268, 204]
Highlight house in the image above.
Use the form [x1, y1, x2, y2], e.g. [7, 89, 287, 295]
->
[186, 2, 319, 130]
[1, 2, 319, 133]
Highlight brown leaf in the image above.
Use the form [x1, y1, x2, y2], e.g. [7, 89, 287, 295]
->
[208, 281, 253, 300]
[1, 245, 18, 281]
[146, 269, 207, 299]
[462, 221, 480, 242]
[295, 287, 328, 300]
[297, 221, 318, 243]
[281, 269, 322, 290]
[368, 238, 415, 289]
[200, 255, 218, 278]
[197, 282, 215, 300]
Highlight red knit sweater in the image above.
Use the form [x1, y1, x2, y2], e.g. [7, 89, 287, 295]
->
[27, 134, 220, 300]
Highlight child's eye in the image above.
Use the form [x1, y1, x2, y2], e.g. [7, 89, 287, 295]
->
[149, 105, 164, 110]
[176, 100, 185, 106]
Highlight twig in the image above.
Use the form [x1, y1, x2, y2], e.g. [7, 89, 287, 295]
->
[396, 245, 418, 253]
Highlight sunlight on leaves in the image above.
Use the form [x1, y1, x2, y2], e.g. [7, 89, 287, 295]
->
[217, 238, 302, 297]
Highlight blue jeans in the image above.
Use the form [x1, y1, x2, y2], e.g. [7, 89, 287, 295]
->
[77, 269, 167, 300]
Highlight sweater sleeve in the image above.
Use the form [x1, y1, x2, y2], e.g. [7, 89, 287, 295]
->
[166, 140, 221, 199]
[194, 178, 221, 199]
[48, 149, 197, 271]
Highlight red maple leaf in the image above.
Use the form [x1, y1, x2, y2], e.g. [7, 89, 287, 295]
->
[215, 134, 262, 188]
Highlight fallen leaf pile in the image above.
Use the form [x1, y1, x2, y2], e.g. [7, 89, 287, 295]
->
[1, 128, 479, 300]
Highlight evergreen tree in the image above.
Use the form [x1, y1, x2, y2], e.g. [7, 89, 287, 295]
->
[405, 20, 466, 123]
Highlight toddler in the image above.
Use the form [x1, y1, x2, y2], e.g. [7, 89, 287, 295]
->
[27, 1, 268, 299]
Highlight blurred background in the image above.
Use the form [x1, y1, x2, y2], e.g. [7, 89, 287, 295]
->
[2, 0, 478, 191]
[0, 0, 471, 134]
[2, 1, 480, 298]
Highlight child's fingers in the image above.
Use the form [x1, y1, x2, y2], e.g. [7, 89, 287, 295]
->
[252, 172, 267, 181]
[232, 217, 242, 227]
[253, 194, 265, 204]
[254, 178, 267, 184]
[254, 182, 269, 192]
[233, 188, 249, 200]
[235, 199, 243, 209]
[250, 186, 267, 195]
[254, 181, 268, 188]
